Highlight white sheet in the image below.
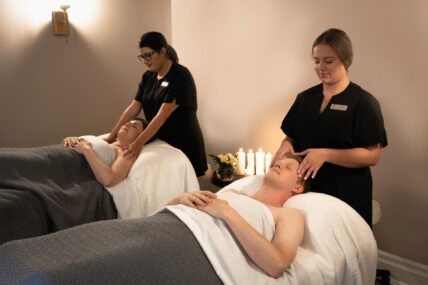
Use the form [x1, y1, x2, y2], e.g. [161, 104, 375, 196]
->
[106, 140, 200, 218]
[171, 175, 377, 285]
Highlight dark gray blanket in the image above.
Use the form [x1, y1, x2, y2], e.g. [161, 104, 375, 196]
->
[0, 145, 117, 244]
[0, 210, 223, 285]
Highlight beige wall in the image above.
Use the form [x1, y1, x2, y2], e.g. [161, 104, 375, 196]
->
[0, 0, 171, 147]
[171, 0, 428, 265]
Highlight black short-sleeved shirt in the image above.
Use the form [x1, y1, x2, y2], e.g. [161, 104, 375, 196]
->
[135, 62, 207, 176]
[281, 82, 388, 226]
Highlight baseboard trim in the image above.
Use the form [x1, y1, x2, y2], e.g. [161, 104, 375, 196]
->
[378, 250, 428, 285]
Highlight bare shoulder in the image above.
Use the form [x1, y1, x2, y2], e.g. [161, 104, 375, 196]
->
[268, 206, 304, 227]
[282, 207, 303, 217]
[112, 149, 137, 169]
[270, 206, 305, 256]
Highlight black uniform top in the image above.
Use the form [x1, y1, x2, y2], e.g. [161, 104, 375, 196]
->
[134, 62, 207, 176]
[281, 82, 388, 226]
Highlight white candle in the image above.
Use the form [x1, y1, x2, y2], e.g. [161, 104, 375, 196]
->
[246, 149, 255, 176]
[256, 148, 265, 175]
[265, 152, 273, 173]
[244, 168, 254, 176]
[236, 148, 245, 175]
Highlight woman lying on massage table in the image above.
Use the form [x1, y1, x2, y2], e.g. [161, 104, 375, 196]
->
[0, 118, 148, 245]
[63, 117, 148, 187]
[0, 156, 308, 285]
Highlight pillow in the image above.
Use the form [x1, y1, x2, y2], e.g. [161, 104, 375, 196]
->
[76, 135, 199, 219]
[105, 139, 200, 219]
[218, 175, 264, 195]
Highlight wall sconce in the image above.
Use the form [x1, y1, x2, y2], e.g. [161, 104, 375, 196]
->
[52, 4, 70, 42]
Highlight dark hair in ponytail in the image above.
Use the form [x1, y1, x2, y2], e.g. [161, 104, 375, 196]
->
[139, 32, 179, 63]
[166, 44, 179, 63]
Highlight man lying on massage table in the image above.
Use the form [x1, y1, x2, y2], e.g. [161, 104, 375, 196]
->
[0, 155, 309, 285]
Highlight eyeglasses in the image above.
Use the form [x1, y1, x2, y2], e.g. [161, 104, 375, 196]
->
[137, 51, 156, 62]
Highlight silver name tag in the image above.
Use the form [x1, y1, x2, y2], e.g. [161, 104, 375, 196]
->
[330, 104, 348, 111]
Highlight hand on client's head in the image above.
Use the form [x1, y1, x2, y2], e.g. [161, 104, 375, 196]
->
[293, 148, 328, 180]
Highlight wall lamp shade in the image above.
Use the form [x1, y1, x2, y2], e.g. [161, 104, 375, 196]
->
[52, 5, 70, 37]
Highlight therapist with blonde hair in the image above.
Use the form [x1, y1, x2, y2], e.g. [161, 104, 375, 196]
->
[272, 28, 388, 226]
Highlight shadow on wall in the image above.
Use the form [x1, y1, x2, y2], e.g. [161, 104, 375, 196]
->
[0, 23, 124, 147]
[372, 100, 428, 265]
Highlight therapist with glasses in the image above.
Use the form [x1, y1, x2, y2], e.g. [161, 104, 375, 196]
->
[105, 31, 208, 177]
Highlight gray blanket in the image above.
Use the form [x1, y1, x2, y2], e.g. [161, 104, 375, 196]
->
[0, 145, 117, 244]
[0, 210, 223, 285]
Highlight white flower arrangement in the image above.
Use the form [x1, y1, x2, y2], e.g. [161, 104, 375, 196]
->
[210, 153, 238, 180]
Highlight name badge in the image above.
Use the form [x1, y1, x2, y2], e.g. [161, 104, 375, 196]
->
[161, 81, 169, 87]
[330, 104, 348, 111]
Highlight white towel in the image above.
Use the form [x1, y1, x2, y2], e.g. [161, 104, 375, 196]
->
[167, 191, 282, 285]
[79, 135, 116, 166]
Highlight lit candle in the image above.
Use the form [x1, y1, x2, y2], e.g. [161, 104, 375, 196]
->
[265, 152, 272, 173]
[256, 148, 265, 175]
[246, 149, 255, 176]
[236, 148, 245, 175]
[244, 168, 254, 176]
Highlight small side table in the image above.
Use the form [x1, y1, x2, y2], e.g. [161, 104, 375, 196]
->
[210, 174, 246, 189]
